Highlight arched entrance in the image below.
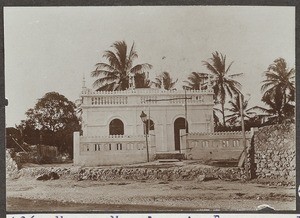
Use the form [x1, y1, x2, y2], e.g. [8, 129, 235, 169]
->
[109, 119, 124, 135]
[174, 117, 188, 151]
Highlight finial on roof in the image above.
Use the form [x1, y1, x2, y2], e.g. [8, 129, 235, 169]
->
[161, 76, 165, 90]
[82, 73, 86, 89]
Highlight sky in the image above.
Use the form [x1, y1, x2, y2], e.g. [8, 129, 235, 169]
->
[4, 6, 295, 127]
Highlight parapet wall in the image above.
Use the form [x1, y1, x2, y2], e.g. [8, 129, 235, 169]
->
[253, 122, 295, 180]
[80, 88, 214, 107]
[183, 130, 253, 161]
[74, 132, 156, 166]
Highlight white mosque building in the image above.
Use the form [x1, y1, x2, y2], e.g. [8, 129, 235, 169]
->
[73, 76, 250, 166]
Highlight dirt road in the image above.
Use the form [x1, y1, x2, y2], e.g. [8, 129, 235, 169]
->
[6, 177, 295, 212]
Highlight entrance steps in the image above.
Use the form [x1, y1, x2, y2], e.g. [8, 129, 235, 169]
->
[155, 153, 185, 161]
[157, 159, 180, 163]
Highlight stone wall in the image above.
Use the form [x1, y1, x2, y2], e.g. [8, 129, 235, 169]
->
[6, 149, 21, 179]
[253, 122, 295, 181]
[19, 165, 246, 182]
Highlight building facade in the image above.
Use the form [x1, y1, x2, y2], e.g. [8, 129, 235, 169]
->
[74, 80, 216, 166]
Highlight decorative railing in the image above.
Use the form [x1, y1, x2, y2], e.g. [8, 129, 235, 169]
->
[187, 131, 253, 148]
[82, 88, 213, 96]
[91, 96, 128, 105]
[188, 131, 253, 137]
[82, 88, 213, 106]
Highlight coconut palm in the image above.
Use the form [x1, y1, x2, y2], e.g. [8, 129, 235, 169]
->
[202, 51, 242, 126]
[213, 108, 222, 129]
[260, 58, 295, 122]
[153, 71, 178, 90]
[183, 72, 208, 90]
[252, 88, 295, 124]
[91, 41, 152, 91]
[225, 94, 256, 126]
[135, 72, 152, 88]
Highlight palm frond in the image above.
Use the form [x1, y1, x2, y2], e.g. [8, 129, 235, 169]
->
[202, 61, 219, 76]
[228, 72, 243, 78]
[91, 70, 116, 78]
[250, 106, 272, 114]
[225, 61, 234, 74]
[210, 51, 225, 74]
[103, 50, 121, 70]
[128, 41, 138, 61]
[130, 63, 152, 74]
[95, 63, 116, 71]
[113, 41, 127, 70]
[93, 75, 118, 87]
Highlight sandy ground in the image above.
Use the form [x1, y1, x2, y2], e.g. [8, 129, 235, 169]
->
[6, 176, 295, 212]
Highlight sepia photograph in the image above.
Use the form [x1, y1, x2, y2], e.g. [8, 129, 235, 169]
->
[4, 6, 296, 212]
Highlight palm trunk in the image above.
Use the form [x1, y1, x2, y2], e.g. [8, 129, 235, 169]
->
[282, 91, 287, 115]
[221, 103, 226, 126]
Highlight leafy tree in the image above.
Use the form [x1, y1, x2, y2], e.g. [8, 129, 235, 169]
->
[22, 92, 80, 154]
[91, 41, 152, 91]
[183, 72, 208, 90]
[258, 58, 295, 123]
[153, 71, 178, 90]
[6, 127, 23, 151]
[14, 119, 40, 146]
[202, 51, 242, 126]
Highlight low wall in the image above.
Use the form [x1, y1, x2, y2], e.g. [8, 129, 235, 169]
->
[19, 165, 245, 182]
[182, 130, 253, 161]
[253, 122, 295, 181]
[74, 132, 156, 166]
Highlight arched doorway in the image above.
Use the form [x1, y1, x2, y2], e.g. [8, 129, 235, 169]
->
[145, 119, 154, 134]
[109, 119, 124, 135]
[174, 117, 188, 151]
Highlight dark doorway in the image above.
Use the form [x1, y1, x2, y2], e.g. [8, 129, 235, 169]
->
[109, 119, 124, 135]
[174, 117, 188, 151]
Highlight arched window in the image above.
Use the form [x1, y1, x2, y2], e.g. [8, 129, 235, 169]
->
[109, 119, 124, 135]
[145, 119, 154, 134]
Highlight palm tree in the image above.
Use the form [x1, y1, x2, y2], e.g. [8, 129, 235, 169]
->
[252, 88, 295, 124]
[225, 94, 256, 126]
[260, 58, 295, 122]
[153, 71, 178, 90]
[213, 108, 222, 129]
[202, 51, 242, 126]
[135, 72, 152, 88]
[91, 41, 152, 91]
[183, 72, 208, 90]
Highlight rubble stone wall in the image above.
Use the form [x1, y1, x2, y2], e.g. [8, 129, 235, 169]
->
[6, 149, 21, 179]
[253, 122, 295, 181]
[19, 165, 246, 182]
